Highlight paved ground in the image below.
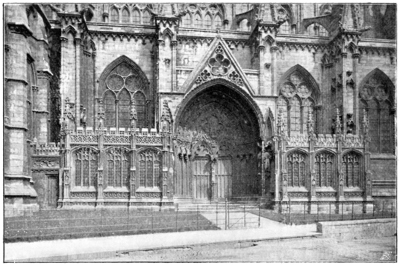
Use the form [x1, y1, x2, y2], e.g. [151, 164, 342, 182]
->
[5, 220, 318, 262]
[92, 236, 397, 262]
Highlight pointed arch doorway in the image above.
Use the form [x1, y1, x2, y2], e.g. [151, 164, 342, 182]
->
[173, 80, 262, 202]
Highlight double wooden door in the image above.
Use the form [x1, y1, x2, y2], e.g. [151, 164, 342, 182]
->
[192, 157, 231, 201]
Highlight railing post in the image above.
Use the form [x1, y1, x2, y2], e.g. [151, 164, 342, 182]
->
[175, 207, 178, 232]
[382, 201, 385, 218]
[151, 209, 154, 234]
[244, 204, 246, 228]
[341, 202, 344, 221]
[316, 201, 319, 222]
[303, 201, 306, 220]
[216, 201, 218, 227]
[225, 198, 227, 230]
[391, 202, 394, 218]
[351, 202, 354, 220]
[258, 202, 261, 228]
[373, 203, 375, 217]
[197, 205, 199, 230]
[329, 202, 331, 221]
[288, 199, 291, 224]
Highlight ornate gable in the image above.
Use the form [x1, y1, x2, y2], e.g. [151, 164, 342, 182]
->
[182, 36, 255, 95]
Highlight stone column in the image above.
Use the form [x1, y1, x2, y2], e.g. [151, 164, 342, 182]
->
[96, 130, 104, 207]
[75, 36, 82, 127]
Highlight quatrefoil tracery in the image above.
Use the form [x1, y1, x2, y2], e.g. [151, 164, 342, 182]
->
[209, 53, 231, 76]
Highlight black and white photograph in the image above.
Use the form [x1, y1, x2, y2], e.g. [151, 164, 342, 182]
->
[3, 2, 397, 262]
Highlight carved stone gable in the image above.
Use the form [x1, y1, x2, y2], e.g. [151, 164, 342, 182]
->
[183, 37, 255, 95]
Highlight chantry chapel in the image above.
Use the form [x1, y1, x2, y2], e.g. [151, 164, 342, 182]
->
[4, 3, 396, 216]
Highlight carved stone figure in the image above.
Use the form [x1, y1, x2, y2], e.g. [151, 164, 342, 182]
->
[130, 104, 138, 130]
[346, 114, 355, 134]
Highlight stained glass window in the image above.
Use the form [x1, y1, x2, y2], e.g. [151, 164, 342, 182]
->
[195, 14, 202, 28]
[214, 15, 222, 28]
[74, 148, 98, 187]
[287, 153, 306, 187]
[110, 7, 119, 23]
[134, 91, 146, 128]
[182, 13, 191, 27]
[104, 91, 116, 127]
[290, 97, 301, 135]
[132, 9, 140, 24]
[118, 89, 131, 129]
[122, 8, 129, 23]
[139, 150, 160, 188]
[368, 100, 379, 153]
[142, 10, 151, 25]
[342, 152, 361, 188]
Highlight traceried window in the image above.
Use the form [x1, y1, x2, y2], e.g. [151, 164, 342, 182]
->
[106, 147, 129, 188]
[182, 13, 191, 27]
[204, 14, 212, 28]
[122, 7, 130, 23]
[278, 70, 317, 136]
[132, 9, 140, 24]
[139, 150, 161, 188]
[287, 152, 306, 187]
[110, 7, 119, 23]
[142, 10, 151, 25]
[195, 14, 202, 28]
[359, 70, 394, 154]
[307, 23, 328, 37]
[75, 147, 98, 187]
[315, 152, 334, 187]
[280, 21, 290, 34]
[342, 152, 361, 187]
[239, 19, 250, 31]
[101, 61, 148, 129]
[134, 91, 146, 128]
[214, 15, 222, 28]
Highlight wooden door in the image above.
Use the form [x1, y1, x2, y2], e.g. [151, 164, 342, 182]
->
[192, 158, 211, 200]
[47, 175, 58, 208]
[214, 158, 232, 199]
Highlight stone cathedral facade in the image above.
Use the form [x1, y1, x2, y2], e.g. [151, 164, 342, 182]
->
[4, 3, 396, 217]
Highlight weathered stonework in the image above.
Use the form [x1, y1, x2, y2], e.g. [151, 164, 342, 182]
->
[4, 3, 396, 216]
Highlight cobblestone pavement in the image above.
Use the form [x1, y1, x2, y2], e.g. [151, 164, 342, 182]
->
[94, 236, 396, 262]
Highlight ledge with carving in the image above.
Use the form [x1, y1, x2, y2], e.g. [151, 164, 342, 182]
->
[89, 28, 156, 44]
[314, 134, 337, 148]
[69, 127, 162, 146]
[342, 134, 364, 149]
[285, 134, 309, 148]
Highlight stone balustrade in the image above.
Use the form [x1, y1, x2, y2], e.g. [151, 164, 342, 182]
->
[32, 142, 60, 156]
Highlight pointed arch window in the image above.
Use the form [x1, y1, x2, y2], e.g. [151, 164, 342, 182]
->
[142, 10, 151, 25]
[104, 91, 116, 127]
[117, 89, 131, 129]
[139, 150, 161, 188]
[101, 61, 148, 129]
[122, 8, 130, 23]
[106, 147, 129, 188]
[278, 71, 318, 136]
[280, 21, 290, 34]
[315, 152, 335, 187]
[182, 13, 191, 27]
[195, 14, 202, 28]
[287, 152, 306, 187]
[110, 7, 119, 23]
[132, 9, 140, 24]
[74, 147, 98, 187]
[134, 91, 146, 128]
[239, 19, 250, 31]
[307, 23, 328, 37]
[204, 14, 212, 28]
[214, 15, 222, 28]
[359, 72, 394, 154]
[342, 152, 361, 187]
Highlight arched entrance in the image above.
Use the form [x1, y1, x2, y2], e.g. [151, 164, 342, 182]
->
[173, 81, 262, 202]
